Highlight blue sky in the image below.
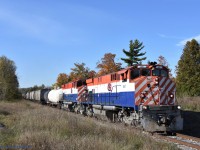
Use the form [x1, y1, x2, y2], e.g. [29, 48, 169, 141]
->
[0, 0, 199, 88]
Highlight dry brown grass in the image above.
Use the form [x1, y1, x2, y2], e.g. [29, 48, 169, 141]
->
[177, 97, 200, 112]
[0, 100, 178, 150]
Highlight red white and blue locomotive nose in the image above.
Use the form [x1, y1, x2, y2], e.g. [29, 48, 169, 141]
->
[135, 76, 176, 106]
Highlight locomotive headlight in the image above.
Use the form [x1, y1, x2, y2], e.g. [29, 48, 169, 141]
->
[169, 94, 174, 98]
[140, 93, 145, 98]
[143, 106, 147, 109]
[154, 77, 159, 85]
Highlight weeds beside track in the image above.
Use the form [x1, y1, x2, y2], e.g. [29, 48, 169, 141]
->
[0, 100, 179, 150]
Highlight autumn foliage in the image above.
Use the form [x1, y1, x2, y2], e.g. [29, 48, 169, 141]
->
[56, 73, 69, 87]
[96, 53, 121, 76]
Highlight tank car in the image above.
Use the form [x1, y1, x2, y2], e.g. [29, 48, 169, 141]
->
[48, 89, 63, 107]
[62, 63, 183, 133]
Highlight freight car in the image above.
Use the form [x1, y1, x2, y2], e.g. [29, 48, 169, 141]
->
[26, 89, 51, 104]
[61, 63, 183, 134]
[48, 89, 63, 106]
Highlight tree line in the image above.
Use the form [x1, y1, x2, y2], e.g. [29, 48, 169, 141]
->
[56, 39, 169, 86]
[1, 38, 199, 100]
[56, 39, 200, 97]
[56, 39, 147, 87]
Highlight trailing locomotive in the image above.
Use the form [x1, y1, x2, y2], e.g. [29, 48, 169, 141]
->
[25, 63, 183, 133]
[61, 63, 183, 133]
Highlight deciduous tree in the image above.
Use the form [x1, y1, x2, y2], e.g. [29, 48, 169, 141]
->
[96, 53, 121, 76]
[69, 63, 90, 81]
[0, 56, 19, 100]
[157, 55, 173, 78]
[121, 39, 146, 66]
[158, 55, 169, 66]
[56, 73, 69, 87]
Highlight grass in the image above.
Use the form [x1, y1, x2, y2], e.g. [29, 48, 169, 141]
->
[0, 100, 178, 150]
[177, 96, 200, 112]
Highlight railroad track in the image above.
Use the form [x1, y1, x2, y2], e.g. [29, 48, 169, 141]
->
[154, 133, 200, 150]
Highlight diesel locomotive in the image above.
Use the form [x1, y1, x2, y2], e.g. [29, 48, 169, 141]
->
[61, 63, 183, 133]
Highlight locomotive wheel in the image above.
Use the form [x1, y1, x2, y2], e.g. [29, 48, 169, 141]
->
[132, 120, 139, 128]
[86, 107, 93, 117]
[74, 105, 80, 114]
[57, 103, 62, 109]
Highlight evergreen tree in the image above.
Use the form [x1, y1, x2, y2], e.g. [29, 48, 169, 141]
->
[121, 39, 146, 66]
[176, 39, 200, 96]
[0, 56, 19, 100]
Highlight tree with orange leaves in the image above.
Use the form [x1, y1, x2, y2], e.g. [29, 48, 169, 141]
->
[96, 53, 122, 76]
[56, 73, 69, 88]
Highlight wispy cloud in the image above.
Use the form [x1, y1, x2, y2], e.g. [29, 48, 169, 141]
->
[177, 35, 200, 46]
[0, 7, 85, 45]
[158, 33, 183, 39]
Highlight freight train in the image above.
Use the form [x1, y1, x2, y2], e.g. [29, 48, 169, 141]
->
[25, 63, 183, 134]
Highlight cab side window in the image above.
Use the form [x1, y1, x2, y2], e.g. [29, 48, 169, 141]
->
[122, 72, 127, 82]
[131, 69, 140, 79]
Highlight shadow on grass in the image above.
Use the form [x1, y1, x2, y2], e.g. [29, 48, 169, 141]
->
[178, 111, 200, 138]
[0, 110, 10, 116]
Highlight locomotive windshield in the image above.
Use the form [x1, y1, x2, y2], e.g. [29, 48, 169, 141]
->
[131, 68, 168, 79]
[152, 69, 168, 77]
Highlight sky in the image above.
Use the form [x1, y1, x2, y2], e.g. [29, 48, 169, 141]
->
[0, 0, 199, 88]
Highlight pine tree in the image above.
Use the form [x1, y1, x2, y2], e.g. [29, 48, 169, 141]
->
[121, 39, 146, 66]
[176, 39, 200, 96]
[0, 56, 19, 100]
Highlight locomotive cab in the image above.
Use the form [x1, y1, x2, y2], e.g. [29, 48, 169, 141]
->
[127, 64, 183, 132]
[130, 64, 176, 106]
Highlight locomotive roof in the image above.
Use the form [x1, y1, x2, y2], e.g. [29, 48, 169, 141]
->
[62, 64, 169, 88]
